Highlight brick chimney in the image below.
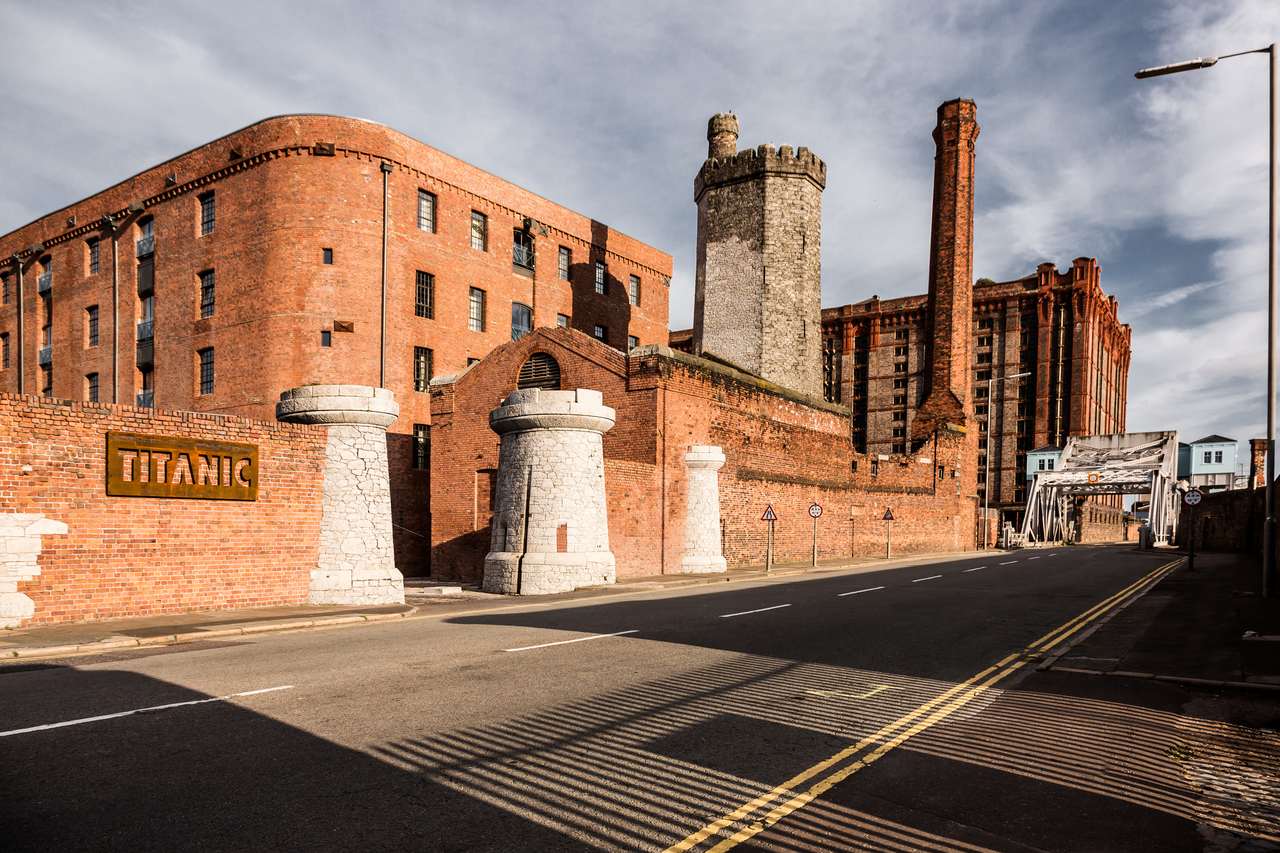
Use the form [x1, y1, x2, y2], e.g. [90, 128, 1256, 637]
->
[1250, 438, 1269, 488]
[914, 98, 980, 439]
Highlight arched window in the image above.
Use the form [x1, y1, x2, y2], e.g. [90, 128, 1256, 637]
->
[517, 352, 560, 390]
[511, 302, 533, 340]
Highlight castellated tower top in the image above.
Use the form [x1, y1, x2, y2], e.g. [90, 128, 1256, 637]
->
[707, 112, 740, 159]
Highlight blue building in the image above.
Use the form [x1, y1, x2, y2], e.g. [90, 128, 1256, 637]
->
[1180, 434, 1239, 492]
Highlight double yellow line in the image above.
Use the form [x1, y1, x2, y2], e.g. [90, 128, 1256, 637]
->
[666, 558, 1184, 853]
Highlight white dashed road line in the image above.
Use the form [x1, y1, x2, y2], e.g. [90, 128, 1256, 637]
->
[837, 586, 885, 597]
[962, 566, 986, 573]
[1028, 556, 1041, 560]
[0, 685, 295, 738]
[720, 604, 792, 619]
[503, 629, 639, 652]
[999, 561, 1018, 565]
[911, 575, 942, 583]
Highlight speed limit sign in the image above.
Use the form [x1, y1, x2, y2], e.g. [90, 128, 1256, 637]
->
[808, 503, 823, 519]
[1184, 489, 1203, 507]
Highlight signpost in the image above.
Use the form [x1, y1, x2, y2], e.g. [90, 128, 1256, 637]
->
[809, 503, 823, 567]
[883, 507, 895, 559]
[762, 504, 777, 573]
[1184, 488, 1202, 570]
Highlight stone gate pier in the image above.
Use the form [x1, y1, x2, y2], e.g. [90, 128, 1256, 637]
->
[276, 385, 405, 605]
[682, 445, 727, 573]
[484, 388, 616, 595]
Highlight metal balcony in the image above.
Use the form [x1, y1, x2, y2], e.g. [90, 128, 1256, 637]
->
[136, 389, 154, 408]
[37, 345, 52, 366]
[36, 273, 51, 294]
[136, 235, 155, 258]
[136, 319, 154, 342]
[512, 243, 535, 270]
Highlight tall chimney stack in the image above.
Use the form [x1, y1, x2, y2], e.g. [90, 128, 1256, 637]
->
[914, 98, 980, 439]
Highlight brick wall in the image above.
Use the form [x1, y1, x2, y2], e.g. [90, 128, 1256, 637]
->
[0, 393, 326, 625]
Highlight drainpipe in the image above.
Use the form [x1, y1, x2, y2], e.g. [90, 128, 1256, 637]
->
[379, 161, 392, 388]
[105, 216, 119, 403]
[12, 255, 23, 395]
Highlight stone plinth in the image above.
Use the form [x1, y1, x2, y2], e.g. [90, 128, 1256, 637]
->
[0, 514, 68, 628]
[682, 445, 727, 573]
[484, 388, 616, 595]
[276, 385, 404, 605]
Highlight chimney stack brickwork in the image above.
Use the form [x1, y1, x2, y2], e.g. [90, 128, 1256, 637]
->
[692, 113, 827, 399]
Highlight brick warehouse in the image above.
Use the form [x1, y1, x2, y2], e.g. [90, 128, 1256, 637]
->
[0, 115, 672, 576]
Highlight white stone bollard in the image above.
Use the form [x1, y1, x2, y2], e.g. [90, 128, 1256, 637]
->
[276, 385, 405, 605]
[0, 514, 68, 628]
[682, 445, 727, 573]
[484, 388, 616, 595]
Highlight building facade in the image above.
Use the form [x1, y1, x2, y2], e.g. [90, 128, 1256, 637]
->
[0, 115, 672, 575]
[1180, 434, 1240, 492]
[818, 258, 1131, 528]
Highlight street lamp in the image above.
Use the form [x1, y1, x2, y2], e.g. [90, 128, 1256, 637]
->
[983, 370, 1030, 548]
[1136, 44, 1278, 598]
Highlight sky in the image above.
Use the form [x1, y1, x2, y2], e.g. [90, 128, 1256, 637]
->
[1, 0, 1278, 467]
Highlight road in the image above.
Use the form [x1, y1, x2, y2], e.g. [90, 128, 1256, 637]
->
[1, 546, 1270, 851]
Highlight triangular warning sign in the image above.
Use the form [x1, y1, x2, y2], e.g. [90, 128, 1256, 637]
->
[882, 508, 895, 521]
[761, 505, 777, 522]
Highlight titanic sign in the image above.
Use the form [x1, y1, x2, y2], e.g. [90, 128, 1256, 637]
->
[106, 432, 259, 500]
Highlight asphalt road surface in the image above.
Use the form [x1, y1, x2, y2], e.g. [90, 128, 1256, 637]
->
[3, 546, 1270, 851]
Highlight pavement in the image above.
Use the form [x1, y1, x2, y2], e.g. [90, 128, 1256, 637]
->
[1, 544, 1277, 852]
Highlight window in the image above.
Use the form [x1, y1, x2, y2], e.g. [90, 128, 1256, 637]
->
[197, 348, 214, 395]
[628, 335, 639, 351]
[594, 261, 607, 295]
[1038, 458, 1046, 471]
[40, 292, 52, 346]
[892, 410, 906, 422]
[893, 378, 907, 389]
[894, 345, 908, 358]
[40, 365, 52, 397]
[85, 305, 99, 347]
[895, 328, 909, 341]
[321, 330, 332, 347]
[893, 362, 906, 373]
[323, 247, 334, 265]
[513, 228, 534, 269]
[470, 211, 487, 251]
[418, 190, 436, 233]
[556, 313, 569, 329]
[1, 273, 9, 304]
[892, 442, 906, 455]
[978, 318, 995, 330]
[87, 238, 100, 274]
[413, 424, 429, 470]
[892, 426, 905, 438]
[468, 287, 486, 332]
[518, 352, 561, 390]
[1214, 450, 1223, 464]
[199, 269, 215, 319]
[975, 386, 989, 399]
[199, 191, 216, 235]
[511, 303, 533, 340]
[977, 351, 992, 364]
[893, 394, 906, 406]
[976, 369, 991, 382]
[1, 333, 9, 368]
[1047, 459, 1055, 470]
[629, 275, 641, 305]
[977, 335, 992, 348]
[1203, 451, 1212, 463]
[593, 324, 607, 343]
[415, 271, 434, 319]
[413, 346, 433, 391]
[86, 373, 99, 403]
[558, 246, 571, 280]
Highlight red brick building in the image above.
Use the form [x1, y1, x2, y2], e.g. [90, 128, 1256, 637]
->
[0, 115, 672, 575]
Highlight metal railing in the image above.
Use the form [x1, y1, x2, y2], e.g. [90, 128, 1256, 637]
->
[512, 243, 534, 269]
[136, 235, 155, 258]
[136, 389, 154, 408]
[36, 272, 51, 293]
[136, 319, 154, 341]
[37, 345, 52, 366]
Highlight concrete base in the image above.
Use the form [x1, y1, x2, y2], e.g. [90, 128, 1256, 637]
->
[680, 555, 728, 574]
[483, 551, 616, 595]
[0, 514, 68, 628]
[308, 567, 405, 606]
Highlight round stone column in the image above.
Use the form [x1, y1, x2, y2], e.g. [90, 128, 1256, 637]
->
[682, 445, 727, 573]
[276, 385, 405, 605]
[484, 388, 616, 595]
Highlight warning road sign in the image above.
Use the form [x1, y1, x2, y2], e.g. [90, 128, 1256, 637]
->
[808, 503, 823, 519]
[883, 508, 895, 521]
[762, 505, 777, 522]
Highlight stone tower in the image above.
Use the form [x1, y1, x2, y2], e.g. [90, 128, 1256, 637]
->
[914, 99, 980, 440]
[692, 113, 826, 399]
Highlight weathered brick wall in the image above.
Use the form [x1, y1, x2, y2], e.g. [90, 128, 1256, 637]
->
[0, 393, 325, 625]
[1176, 487, 1270, 554]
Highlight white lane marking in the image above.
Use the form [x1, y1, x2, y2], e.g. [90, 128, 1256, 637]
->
[0, 685, 295, 738]
[719, 604, 792, 619]
[503, 629, 638, 652]
[911, 575, 942, 583]
[999, 561, 1019, 565]
[1045, 553, 1059, 558]
[963, 566, 986, 573]
[1028, 556, 1041, 561]
[837, 586, 885, 597]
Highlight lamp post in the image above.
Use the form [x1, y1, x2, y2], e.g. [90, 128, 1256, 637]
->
[983, 370, 1030, 548]
[1137, 44, 1277, 598]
